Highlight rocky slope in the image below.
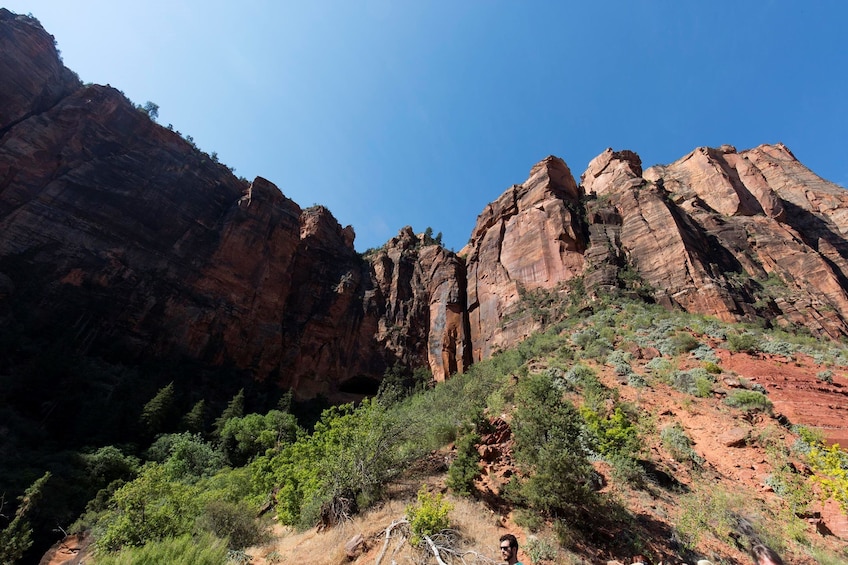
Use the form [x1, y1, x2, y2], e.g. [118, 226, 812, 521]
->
[3, 9, 848, 403]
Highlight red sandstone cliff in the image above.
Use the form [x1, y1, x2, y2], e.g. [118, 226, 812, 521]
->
[0, 10, 464, 399]
[4, 9, 848, 401]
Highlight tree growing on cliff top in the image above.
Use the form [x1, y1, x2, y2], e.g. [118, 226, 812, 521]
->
[141, 101, 159, 121]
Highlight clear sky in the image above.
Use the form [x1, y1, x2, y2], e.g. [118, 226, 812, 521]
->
[7, 1, 847, 252]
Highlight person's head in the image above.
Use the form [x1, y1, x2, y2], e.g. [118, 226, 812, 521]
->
[499, 534, 519, 563]
[751, 544, 784, 565]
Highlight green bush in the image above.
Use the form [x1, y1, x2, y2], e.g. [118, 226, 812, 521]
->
[446, 432, 481, 497]
[524, 536, 558, 563]
[96, 464, 203, 551]
[724, 390, 773, 414]
[406, 486, 453, 547]
[220, 410, 299, 466]
[727, 333, 760, 353]
[817, 370, 834, 383]
[196, 499, 268, 549]
[671, 332, 699, 354]
[661, 424, 703, 466]
[146, 433, 225, 482]
[93, 532, 228, 565]
[0, 471, 50, 564]
[512, 373, 597, 517]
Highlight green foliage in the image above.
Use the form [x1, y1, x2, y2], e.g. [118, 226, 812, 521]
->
[524, 536, 558, 563]
[96, 464, 203, 551]
[196, 499, 268, 549]
[816, 370, 834, 383]
[93, 532, 228, 565]
[580, 406, 639, 460]
[703, 361, 722, 374]
[405, 486, 453, 547]
[213, 389, 245, 438]
[727, 332, 760, 353]
[147, 433, 225, 482]
[81, 446, 139, 487]
[661, 424, 703, 466]
[140, 382, 177, 434]
[807, 443, 848, 513]
[446, 432, 481, 496]
[253, 398, 408, 527]
[0, 471, 50, 564]
[181, 400, 206, 433]
[670, 332, 699, 354]
[724, 390, 773, 414]
[220, 410, 299, 466]
[511, 372, 597, 517]
[141, 101, 159, 120]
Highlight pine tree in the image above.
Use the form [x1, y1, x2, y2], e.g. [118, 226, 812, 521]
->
[213, 389, 245, 437]
[140, 382, 176, 434]
[181, 399, 206, 434]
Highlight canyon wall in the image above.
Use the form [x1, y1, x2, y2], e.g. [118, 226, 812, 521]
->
[3, 10, 848, 400]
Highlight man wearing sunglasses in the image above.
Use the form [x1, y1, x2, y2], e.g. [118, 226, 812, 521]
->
[499, 534, 523, 565]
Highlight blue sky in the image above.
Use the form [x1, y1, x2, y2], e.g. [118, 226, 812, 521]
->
[7, 1, 847, 252]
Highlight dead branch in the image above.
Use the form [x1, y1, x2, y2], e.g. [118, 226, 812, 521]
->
[375, 518, 408, 565]
[423, 535, 449, 565]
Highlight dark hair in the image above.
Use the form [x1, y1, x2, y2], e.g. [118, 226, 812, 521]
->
[751, 544, 784, 565]
[499, 533, 518, 549]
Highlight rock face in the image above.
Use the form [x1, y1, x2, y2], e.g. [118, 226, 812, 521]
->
[464, 156, 587, 360]
[465, 144, 848, 349]
[0, 10, 466, 400]
[4, 10, 848, 401]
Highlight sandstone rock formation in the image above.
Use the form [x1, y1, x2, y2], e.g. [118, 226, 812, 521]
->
[4, 9, 848, 402]
[0, 10, 466, 400]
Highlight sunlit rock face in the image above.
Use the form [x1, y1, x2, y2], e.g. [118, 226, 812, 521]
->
[464, 156, 587, 361]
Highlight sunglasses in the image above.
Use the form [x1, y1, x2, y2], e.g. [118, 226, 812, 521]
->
[500, 545, 512, 551]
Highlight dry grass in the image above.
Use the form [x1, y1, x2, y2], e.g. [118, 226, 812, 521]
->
[242, 491, 519, 564]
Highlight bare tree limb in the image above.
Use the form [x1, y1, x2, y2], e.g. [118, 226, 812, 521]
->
[375, 518, 408, 565]
[423, 534, 450, 565]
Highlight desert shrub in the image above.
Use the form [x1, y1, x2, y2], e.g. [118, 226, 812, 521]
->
[807, 443, 848, 513]
[724, 390, 773, 414]
[196, 499, 268, 549]
[661, 424, 703, 466]
[765, 457, 813, 515]
[406, 486, 453, 547]
[447, 432, 481, 496]
[759, 338, 798, 357]
[511, 373, 597, 517]
[727, 332, 760, 353]
[672, 369, 714, 397]
[671, 332, 699, 354]
[92, 532, 228, 565]
[645, 357, 674, 380]
[675, 487, 744, 551]
[816, 370, 834, 383]
[524, 536, 558, 563]
[513, 508, 544, 532]
[703, 361, 722, 374]
[691, 344, 719, 362]
[627, 372, 648, 388]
